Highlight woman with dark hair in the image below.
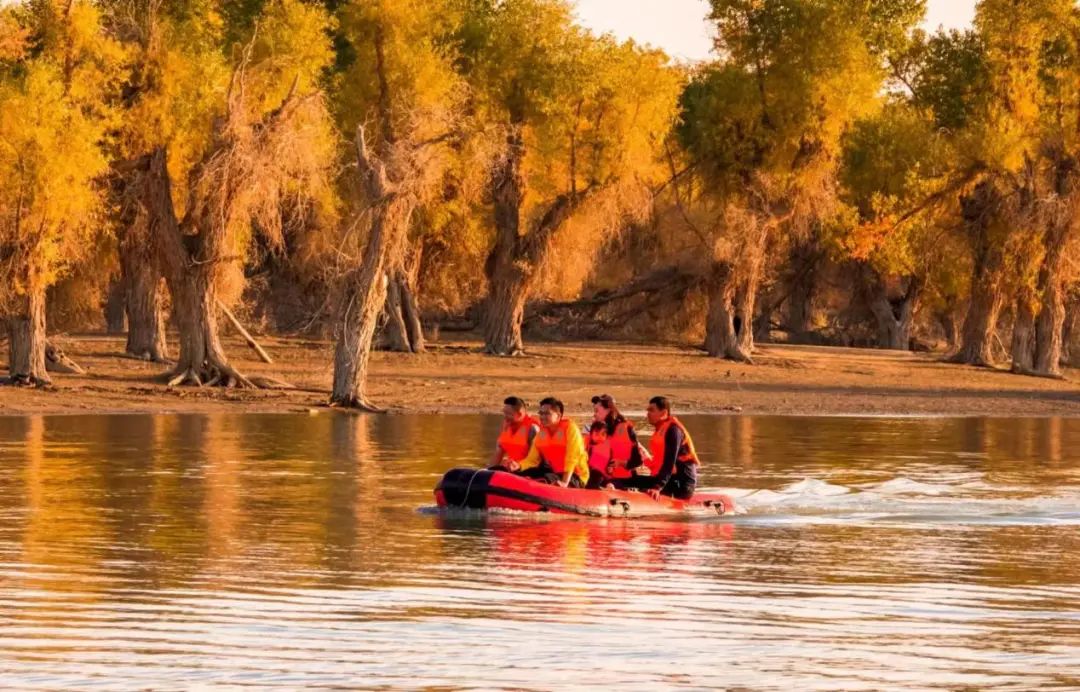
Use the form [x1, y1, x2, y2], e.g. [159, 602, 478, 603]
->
[584, 394, 646, 489]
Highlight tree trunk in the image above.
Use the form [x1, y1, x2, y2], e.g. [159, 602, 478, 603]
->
[166, 269, 250, 387]
[6, 288, 50, 386]
[1030, 206, 1072, 377]
[104, 277, 127, 334]
[484, 270, 530, 356]
[1033, 279, 1065, 376]
[950, 181, 1011, 367]
[937, 307, 959, 352]
[110, 165, 166, 358]
[483, 126, 590, 355]
[484, 127, 529, 356]
[871, 298, 905, 350]
[382, 265, 426, 354]
[1014, 157, 1074, 377]
[705, 263, 752, 362]
[332, 269, 390, 410]
[331, 127, 408, 410]
[1063, 298, 1077, 367]
[143, 148, 252, 388]
[382, 274, 412, 353]
[123, 249, 169, 362]
[400, 244, 425, 354]
[869, 274, 921, 351]
[752, 283, 778, 343]
[1010, 292, 1037, 374]
[952, 282, 1003, 366]
[785, 235, 820, 336]
[734, 276, 757, 356]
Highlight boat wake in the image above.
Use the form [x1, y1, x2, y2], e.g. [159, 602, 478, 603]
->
[715, 476, 1080, 526]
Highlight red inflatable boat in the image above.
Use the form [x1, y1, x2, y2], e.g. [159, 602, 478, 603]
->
[434, 468, 737, 518]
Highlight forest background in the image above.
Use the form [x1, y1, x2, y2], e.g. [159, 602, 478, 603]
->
[1, 0, 1079, 413]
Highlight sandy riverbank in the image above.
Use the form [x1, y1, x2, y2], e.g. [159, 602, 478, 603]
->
[0, 334, 1078, 417]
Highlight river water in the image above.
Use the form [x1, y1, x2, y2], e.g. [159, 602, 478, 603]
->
[0, 413, 1077, 690]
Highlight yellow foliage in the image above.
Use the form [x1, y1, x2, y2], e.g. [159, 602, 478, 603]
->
[0, 60, 109, 307]
[335, 0, 463, 144]
[0, 7, 29, 61]
[247, 0, 336, 116]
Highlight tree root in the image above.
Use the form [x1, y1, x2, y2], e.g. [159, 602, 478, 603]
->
[727, 350, 755, 365]
[2, 374, 52, 388]
[327, 395, 387, 413]
[705, 345, 754, 364]
[1009, 365, 1066, 381]
[944, 352, 996, 367]
[163, 360, 291, 390]
[126, 349, 172, 365]
[484, 345, 525, 357]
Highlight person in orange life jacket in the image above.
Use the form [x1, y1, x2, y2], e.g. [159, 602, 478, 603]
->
[612, 396, 700, 500]
[583, 394, 646, 489]
[489, 396, 540, 471]
[517, 397, 590, 488]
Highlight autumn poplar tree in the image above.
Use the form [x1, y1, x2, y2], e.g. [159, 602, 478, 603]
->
[458, 0, 681, 356]
[329, 0, 465, 409]
[0, 1, 121, 385]
[116, 0, 336, 387]
[678, 0, 923, 360]
[937, 0, 1073, 369]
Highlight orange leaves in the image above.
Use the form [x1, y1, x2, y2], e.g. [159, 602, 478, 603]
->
[0, 9, 29, 62]
[843, 214, 897, 262]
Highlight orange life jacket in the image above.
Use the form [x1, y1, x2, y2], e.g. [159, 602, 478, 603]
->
[498, 415, 539, 462]
[587, 421, 635, 479]
[534, 419, 574, 474]
[647, 416, 700, 475]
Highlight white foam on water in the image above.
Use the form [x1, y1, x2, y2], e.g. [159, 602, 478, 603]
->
[864, 477, 954, 496]
[779, 477, 852, 496]
[706, 475, 1080, 527]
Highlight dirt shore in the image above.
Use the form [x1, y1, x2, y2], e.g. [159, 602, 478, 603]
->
[0, 333, 1078, 417]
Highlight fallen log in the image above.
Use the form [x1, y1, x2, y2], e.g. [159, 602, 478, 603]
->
[526, 265, 701, 323]
[217, 300, 274, 364]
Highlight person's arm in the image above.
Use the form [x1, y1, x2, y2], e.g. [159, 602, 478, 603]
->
[489, 442, 506, 469]
[649, 424, 683, 497]
[562, 424, 588, 487]
[518, 436, 542, 472]
[625, 425, 643, 470]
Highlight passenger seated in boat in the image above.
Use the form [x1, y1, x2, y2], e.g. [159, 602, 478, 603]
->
[612, 396, 699, 500]
[584, 394, 645, 489]
[489, 396, 540, 471]
[517, 397, 590, 488]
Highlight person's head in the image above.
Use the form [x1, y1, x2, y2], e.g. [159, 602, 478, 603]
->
[502, 396, 527, 423]
[646, 395, 672, 426]
[591, 394, 623, 433]
[538, 397, 564, 426]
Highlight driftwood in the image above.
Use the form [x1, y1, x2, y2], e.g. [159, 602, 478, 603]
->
[525, 265, 701, 336]
[217, 300, 273, 364]
[45, 341, 86, 375]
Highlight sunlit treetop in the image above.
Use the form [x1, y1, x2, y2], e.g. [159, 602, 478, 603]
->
[960, 0, 1077, 171]
[680, 0, 924, 198]
[455, 0, 587, 126]
[334, 0, 464, 143]
[0, 2, 115, 305]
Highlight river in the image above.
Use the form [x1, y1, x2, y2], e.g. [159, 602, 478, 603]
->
[0, 414, 1077, 689]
